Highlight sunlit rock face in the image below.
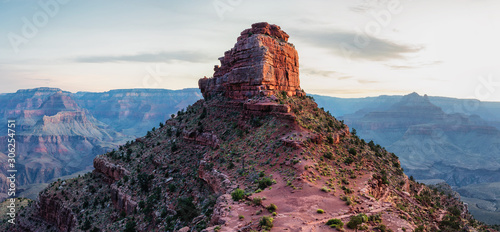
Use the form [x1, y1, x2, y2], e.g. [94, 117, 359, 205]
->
[199, 22, 303, 100]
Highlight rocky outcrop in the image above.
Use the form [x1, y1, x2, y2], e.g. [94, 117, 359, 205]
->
[110, 184, 137, 215]
[198, 160, 235, 195]
[36, 191, 77, 232]
[244, 102, 291, 113]
[199, 22, 304, 100]
[331, 126, 350, 144]
[93, 156, 130, 183]
[182, 130, 220, 148]
[207, 194, 232, 226]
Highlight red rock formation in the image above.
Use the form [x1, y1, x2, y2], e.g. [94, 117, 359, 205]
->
[93, 156, 130, 183]
[36, 191, 77, 232]
[182, 130, 220, 149]
[198, 160, 235, 195]
[199, 22, 304, 100]
[110, 185, 137, 215]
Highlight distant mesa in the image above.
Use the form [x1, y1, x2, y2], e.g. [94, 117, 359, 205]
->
[199, 22, 304, 100]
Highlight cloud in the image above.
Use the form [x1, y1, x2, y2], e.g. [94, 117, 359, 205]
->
[295, 30, 423, 61]
[349, 0, 387, 13]
[74, 51, 213, 63]
[301, 68, 352, 80]
[349, 4, 374, 13]
[357, 79, 380, 84]
[307, 88, 410, 96]
[387, 60, 444, 69]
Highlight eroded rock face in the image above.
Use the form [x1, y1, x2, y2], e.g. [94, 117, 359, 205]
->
[93, 156, 130, 183]
[182, 130, 220, 149]
[36, 191, 76, 232]
[199, 22, 304, 100]
[110, 184, 137, 215]
[198, 160, 235, 195]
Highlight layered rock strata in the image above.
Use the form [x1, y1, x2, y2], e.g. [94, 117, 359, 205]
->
[199, 22, 304, 100]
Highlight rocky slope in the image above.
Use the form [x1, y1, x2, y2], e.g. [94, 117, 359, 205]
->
[1, 22, 491, 232]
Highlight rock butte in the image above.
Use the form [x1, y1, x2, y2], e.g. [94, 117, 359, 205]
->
[198, 22, 304, 100]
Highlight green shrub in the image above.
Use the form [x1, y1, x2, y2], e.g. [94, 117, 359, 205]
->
[317, 209, 325, 214]
[124, 220, 137, 232]
[260, 216, 274, 230]
[344, 157, 354, 165]
[326, 218, 344, 229]
[81, 219, 91, 230]
[137, 173, 153, 192]
[359, 213, 368, 222]
[377, 224, 387, 232]
[327, 136, 334, 144]
[252, 197, 262, 205]
[347, 214, 367, 229]
[324, 151, 333, 159]
[266, 203, 278, 212]
[369, 213, 382, 223]
[231, 188, 245, 201]
[414, 225, 425, 232]
[168, 183, 176, 192]
[257, 177, 273, 190]
[176, 197, 199, 222]
[359, 224, 369, 230]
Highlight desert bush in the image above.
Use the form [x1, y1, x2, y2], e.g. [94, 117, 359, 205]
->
[176, 197, 199, 222]
[266, 203, 278, 212]
[252, 197, 262, 205]
[326, 218, 344, 230]
[124, 220, 136, 232]
[347, 214, 367, 229]
[231, 188, 245, 201]
[257, 177, 273, 190]
[324, 151, 333, 159]
[260, 216, 274, 230]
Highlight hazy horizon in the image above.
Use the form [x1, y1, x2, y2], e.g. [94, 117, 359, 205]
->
[2, 0, 500, 101]
[5, 86, 500, 103]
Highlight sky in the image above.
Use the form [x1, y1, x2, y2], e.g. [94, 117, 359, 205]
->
[1, 0, 500, 101]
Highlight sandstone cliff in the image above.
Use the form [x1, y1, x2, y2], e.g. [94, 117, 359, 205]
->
[199, 22, 303, 100]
